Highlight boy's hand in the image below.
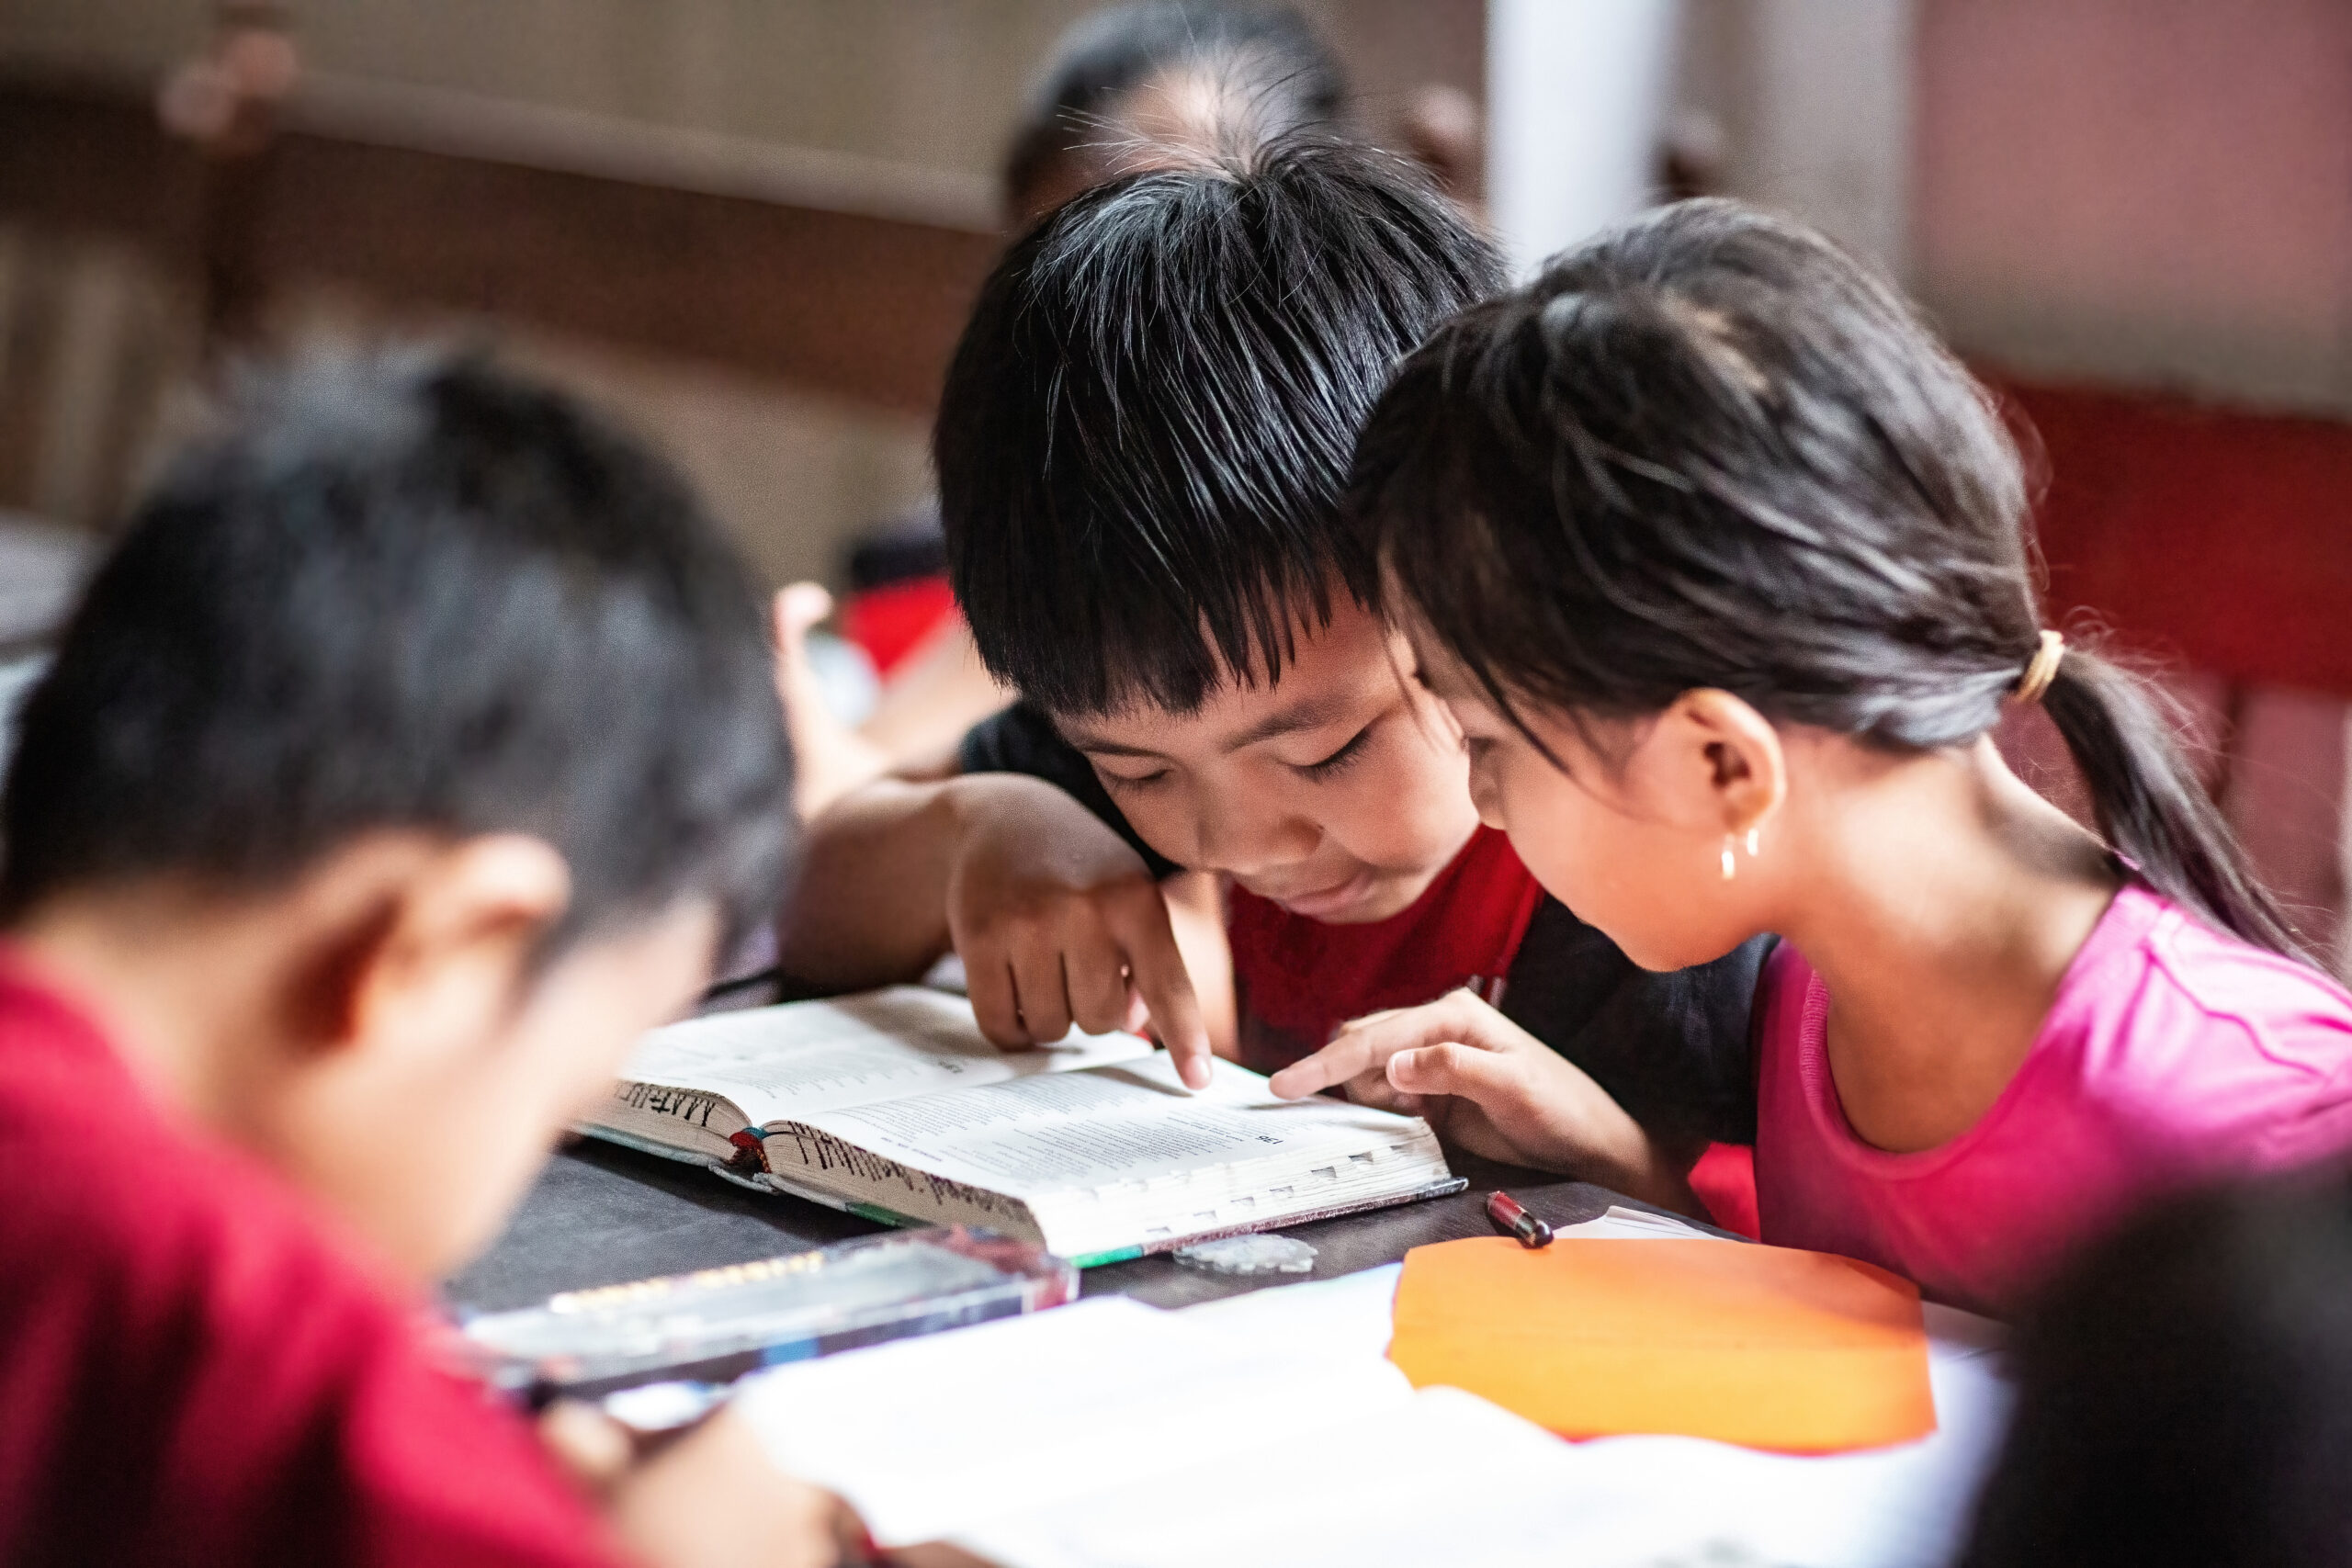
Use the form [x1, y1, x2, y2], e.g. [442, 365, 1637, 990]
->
[1267, 989, 1695, 1212]
[542, 1402, 862, 1568]
[945, 775, 1214, 1089]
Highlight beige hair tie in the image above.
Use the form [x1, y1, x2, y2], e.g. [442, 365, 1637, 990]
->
[2012, 629, 2066, 705]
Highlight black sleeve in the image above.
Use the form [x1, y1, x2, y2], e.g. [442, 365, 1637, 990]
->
[1501, 900, 1774, 1147]
[956, 700, 1183, 881]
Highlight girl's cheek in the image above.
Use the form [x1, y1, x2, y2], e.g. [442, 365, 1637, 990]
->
[1522, 774, 1608, 897]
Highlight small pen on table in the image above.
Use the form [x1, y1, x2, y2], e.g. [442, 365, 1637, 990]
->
[1485, 1190, 1553, 1249]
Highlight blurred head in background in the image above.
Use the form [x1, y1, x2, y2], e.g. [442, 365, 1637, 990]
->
[1960, 1173, 2352, 1568]
[1001, 1, 1348, 225]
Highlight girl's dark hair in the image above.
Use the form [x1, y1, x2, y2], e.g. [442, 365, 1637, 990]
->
[1002, 1, 1346, 218]
[1960, 1173, 2352, 1568]
[1348, 197, 2301, 957]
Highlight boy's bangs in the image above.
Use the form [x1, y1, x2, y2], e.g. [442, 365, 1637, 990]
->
[1036, 554, 1351, 718]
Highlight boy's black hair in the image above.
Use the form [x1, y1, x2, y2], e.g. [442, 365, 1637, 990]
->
[1349, 197, 2301, 958]
[1002, 1, 1346, 218]
[1960, 1173, 2352, 1568]
[938, 133, 1503, 717]
[0, 349, 793, 954]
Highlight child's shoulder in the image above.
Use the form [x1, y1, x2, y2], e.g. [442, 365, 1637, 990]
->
[0, 960, 613, 1563]
[2111, 885, 2352, 1042]
[2065, 888, 2352, 1157]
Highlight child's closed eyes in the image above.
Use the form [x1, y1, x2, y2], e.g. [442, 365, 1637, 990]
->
[1295, 723, 1375, 781]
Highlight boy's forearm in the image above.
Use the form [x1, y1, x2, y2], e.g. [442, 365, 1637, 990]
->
[775, 777, 965, 990]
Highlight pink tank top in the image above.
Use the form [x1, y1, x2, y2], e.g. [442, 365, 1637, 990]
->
[1755, 885, 2352, 1314]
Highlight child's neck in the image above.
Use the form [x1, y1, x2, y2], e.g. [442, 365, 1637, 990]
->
[9, 886, 300, 1139]
[1773, 736, 2120, 1154]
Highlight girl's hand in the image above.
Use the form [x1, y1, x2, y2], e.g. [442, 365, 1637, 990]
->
[1267, 989, 1701, 1214]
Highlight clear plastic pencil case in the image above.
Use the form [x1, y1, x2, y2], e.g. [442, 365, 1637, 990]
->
[459, 1226, 1076, 1404]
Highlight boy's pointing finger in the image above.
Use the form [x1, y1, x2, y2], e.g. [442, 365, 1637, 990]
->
[1108, 895, 1214, 1089]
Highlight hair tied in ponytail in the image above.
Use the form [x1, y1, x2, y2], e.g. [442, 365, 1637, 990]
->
[2011, 631, 2066, 706]
[1348, 197, 2308, 963]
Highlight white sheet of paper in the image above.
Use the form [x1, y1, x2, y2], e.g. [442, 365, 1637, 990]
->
[956, 1385, 1604, 1568]
[735, 1296, 1411, 1549]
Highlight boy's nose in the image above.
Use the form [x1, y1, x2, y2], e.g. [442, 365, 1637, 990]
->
[1191, 800, 1318, 878]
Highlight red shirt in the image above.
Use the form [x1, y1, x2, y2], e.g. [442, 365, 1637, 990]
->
[0, 953, 628, 1568]
[1227, 825, 1545, 1072]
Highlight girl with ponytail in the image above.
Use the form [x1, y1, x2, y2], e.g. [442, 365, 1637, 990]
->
[1270, 198, 2352, 1313]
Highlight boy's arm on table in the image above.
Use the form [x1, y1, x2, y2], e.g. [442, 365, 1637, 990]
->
[1269, 989, 1706, 1217]
[776, 769, 1222, 1087]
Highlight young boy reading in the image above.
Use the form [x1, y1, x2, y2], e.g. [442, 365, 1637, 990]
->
[0, 352, 844, 1566]
[772, 1, 1354, 816]
[777, 138, 1770, 1212]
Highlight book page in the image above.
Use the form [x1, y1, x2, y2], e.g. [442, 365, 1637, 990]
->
[737, 1297, 1412, 1550]
[784, 1055, 1437, 1201]
[606, 987, 1154, 1130]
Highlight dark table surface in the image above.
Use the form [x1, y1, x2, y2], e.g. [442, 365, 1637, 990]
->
[447, 1136, 1707, 1314]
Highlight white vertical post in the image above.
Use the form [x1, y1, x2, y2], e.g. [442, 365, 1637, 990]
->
[1484, 0, 1682, 278]
[1734, 0, 1917, 282]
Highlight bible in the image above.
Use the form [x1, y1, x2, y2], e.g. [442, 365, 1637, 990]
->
[582, 987, 1463, 1266]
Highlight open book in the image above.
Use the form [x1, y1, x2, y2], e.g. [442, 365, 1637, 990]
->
[582, 987, 1462, 1266]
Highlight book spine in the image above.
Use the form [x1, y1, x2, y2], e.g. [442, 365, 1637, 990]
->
[760, 1121, 1040, 1235]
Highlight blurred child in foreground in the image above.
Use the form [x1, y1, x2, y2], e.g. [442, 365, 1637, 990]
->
[1962, 1172, 2352, 1567]
[0, 351, 848, 1565]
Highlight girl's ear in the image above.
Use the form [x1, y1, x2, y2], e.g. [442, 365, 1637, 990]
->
[1645, 688, 1788, 840]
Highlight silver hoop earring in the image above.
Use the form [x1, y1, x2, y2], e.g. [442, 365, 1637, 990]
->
[1746, 828, 1761, 857]
[1721, 836, 1737, 881]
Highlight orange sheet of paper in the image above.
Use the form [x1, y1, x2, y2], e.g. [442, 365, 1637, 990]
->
[1388, 1236, 1936, 1453]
